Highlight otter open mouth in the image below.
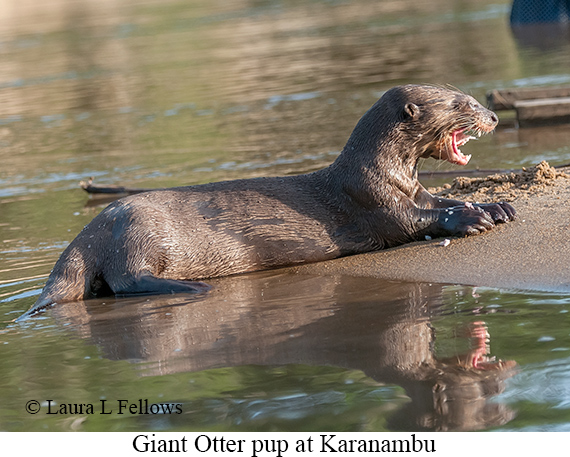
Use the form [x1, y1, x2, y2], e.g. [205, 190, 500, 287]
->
[445, 129, 481, 165]
[444, 128, 479, 166]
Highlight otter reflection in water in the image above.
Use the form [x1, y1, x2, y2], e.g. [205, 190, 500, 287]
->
[21, 85, 516, 319]
[52, 273, 516, 431]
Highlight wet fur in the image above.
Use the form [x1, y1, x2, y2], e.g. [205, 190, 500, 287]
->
[20, 85, 515, 319]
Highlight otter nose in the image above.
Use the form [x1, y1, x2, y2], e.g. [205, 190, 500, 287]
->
[490, 112, 498, 124]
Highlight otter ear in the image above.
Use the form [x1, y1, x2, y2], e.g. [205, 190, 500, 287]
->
[403, 103, 420, 120]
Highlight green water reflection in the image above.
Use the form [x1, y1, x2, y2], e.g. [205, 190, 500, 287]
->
[2, 276, 570, 431]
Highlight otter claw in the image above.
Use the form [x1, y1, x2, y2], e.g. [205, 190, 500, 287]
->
[473, 202, 517, 223]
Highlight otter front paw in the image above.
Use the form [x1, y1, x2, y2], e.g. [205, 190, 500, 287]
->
[438, 205, 495, 236]
[472, 202, 517, 223]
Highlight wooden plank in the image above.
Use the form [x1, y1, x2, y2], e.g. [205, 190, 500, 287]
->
[487, 87, 570, 110]
[515, 97, 570, 127]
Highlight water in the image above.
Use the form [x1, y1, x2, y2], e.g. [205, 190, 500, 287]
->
[1, 0, 570, 432]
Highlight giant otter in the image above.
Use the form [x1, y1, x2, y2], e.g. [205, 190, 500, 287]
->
[20, 85, 515, 319]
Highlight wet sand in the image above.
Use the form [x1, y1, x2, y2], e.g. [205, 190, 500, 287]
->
[288, 162, 570, 293]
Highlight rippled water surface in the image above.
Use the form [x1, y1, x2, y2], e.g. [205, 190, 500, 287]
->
[1, 0, 570, 432]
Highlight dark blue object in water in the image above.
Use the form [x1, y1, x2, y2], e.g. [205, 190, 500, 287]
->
[510, 0, 570, 24]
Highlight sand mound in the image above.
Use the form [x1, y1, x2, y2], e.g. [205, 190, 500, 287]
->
[428, 161, 569, 202]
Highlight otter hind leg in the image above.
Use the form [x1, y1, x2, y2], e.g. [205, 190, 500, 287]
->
[113, 274, 211, 297]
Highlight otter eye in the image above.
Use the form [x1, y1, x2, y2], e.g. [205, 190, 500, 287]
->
[468, 100, 478, 110]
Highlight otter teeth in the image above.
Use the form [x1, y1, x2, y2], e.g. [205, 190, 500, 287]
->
[456, 133, 477, 147]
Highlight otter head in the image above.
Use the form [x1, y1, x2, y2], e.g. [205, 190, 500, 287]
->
[388, 85, 498, 166]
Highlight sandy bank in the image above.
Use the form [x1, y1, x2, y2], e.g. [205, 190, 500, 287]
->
[288, 162, 570, 293]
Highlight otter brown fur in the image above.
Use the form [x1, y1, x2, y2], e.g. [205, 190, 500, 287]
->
[19, 85, 515, 319]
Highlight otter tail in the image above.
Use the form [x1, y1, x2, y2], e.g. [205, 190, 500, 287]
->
[16, 295, 57, 322]
[15, 246, 95, 322]
[16, 246, 212, 322]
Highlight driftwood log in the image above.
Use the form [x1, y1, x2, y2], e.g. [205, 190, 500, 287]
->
[487, 86, 570, 127]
